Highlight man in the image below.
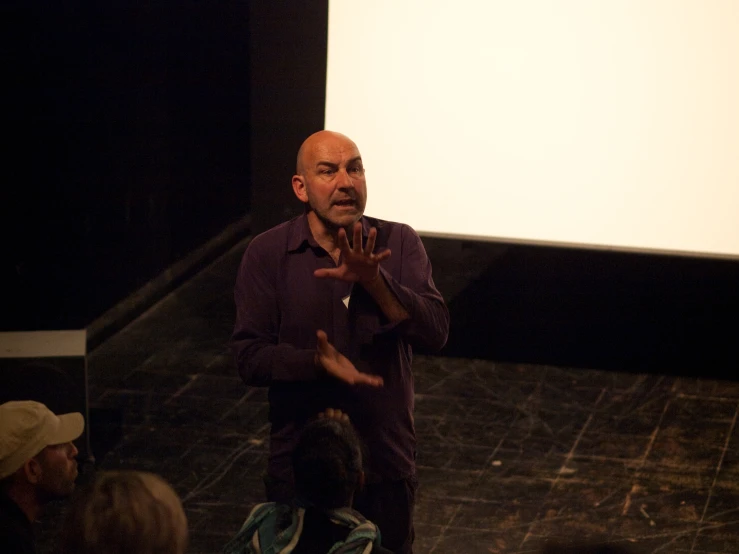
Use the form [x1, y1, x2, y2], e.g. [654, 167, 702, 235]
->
[0, 400, 84, 553]
[232, 130, 449, 553]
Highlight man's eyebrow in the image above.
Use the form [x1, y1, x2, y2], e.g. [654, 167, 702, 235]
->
[315, 157, 363, 168]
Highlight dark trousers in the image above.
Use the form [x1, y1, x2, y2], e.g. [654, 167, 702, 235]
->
[264, 474, 418, 554]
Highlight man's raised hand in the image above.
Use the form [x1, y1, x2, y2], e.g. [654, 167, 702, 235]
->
[314, 222, 391, 284]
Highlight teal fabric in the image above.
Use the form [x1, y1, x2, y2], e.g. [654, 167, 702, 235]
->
[223, 503, 380, 554]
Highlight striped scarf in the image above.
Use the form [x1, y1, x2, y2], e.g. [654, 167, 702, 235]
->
[223, 503, 380, 554]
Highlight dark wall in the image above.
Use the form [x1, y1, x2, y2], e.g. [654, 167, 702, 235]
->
[433, 240, 739, 378]
[248, 1, 329, 235]
[4, 2, 251, 332]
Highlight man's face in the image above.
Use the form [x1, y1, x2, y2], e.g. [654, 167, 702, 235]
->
[35, 441, 79, 499]
[294, 133, 367, 231]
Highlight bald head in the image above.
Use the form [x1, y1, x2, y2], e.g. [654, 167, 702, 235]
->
[291, 130, 367, 232]
[296, 131, 359, 174]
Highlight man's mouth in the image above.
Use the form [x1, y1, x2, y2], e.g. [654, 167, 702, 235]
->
[333, 199, 356, 208]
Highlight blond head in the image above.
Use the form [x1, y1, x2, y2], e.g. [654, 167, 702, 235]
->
[60, 470, 188, 554]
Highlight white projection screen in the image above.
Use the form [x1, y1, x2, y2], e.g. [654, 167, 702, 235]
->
[325, 1, 739, 259]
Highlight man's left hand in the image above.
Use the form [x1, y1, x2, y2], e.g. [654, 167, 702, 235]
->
[315, 330, 384, 387]
[314, 222, 391, 284]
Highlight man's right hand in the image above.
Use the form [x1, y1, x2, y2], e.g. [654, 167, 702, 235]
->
[315, 330, 383, 387]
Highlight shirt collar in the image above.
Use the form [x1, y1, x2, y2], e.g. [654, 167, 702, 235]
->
[286, 213, 315, 252]
[287, 213, 370, 253]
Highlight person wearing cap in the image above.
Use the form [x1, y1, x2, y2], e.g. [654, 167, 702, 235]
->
[0, 400, 85, 554]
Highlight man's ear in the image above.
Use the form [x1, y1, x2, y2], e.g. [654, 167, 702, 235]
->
[24, 458, 43, 484]
[292, 174, 309, 204]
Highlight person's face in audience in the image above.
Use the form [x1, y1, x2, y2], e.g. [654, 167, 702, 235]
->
[32, 441, 79, 499]
[293, 132, 367, 231]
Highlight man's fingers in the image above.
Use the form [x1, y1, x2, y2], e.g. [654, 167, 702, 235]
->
[316, 329, 328, 352]
[353, 222, 363, 253]
[373, 248, 391, 263]
[329, 408, 350, 422]
[314, 268, 337, 279]
[354, 373, 384, 387]
[338, 227, 352, 252]
[318, 408, 351, 423]
[364, 227, 377, 256]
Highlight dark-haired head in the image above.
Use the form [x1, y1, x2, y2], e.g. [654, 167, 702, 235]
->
[292, 418, 364, 510]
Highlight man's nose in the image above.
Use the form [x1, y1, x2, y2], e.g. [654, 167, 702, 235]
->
[336, 168, 355, 188]
[68, 442, 79, 458]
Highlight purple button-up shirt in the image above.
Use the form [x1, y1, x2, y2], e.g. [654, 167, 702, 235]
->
[232, 214, 449, 482]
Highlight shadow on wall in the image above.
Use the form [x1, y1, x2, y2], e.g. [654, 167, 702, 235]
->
[425, 238, 739, 378]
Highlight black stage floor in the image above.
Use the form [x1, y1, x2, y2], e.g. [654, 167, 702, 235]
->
[36, 237, 739, 554]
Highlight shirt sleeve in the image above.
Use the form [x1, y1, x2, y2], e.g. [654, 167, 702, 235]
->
[378, 224, 450, 352]
[231, 237, 319, 386]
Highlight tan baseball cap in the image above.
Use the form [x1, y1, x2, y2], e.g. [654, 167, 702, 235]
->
[0, 400, 85, 479]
